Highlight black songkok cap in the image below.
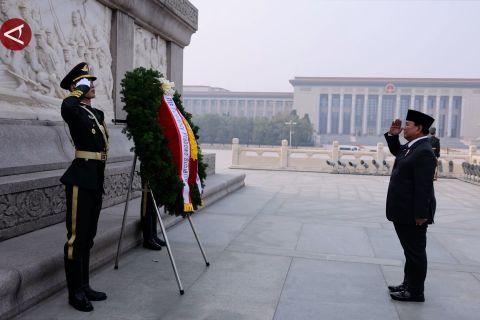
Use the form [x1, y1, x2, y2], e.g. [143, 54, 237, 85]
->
[60, 62, 97, 90]
[406, 109, 434, 129]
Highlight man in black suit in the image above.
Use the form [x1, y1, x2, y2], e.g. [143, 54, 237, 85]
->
[384, 109, 436, 302]
[60, 62, 108, 312]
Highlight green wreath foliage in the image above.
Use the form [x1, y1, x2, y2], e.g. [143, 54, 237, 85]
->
[121, 67, 206, 216]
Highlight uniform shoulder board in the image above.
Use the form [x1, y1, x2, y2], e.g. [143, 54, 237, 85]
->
[68, 90, 83, 98]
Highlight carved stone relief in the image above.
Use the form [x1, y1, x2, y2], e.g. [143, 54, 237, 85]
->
[0, 169, 140, 240]
[103, 171, 141, 201]
[133, 25, 167, 76]
[0, 184, 66, 231]
[164, 0, 198, 28]
[0, 0, 113, 120]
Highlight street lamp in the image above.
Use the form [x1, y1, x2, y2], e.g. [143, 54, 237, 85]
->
[285, 120, 297, 147]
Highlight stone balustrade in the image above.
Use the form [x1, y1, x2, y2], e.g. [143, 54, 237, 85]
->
[230, 138, 479, 178]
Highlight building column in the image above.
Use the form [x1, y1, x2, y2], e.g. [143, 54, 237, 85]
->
[167, 42, 184, 93]
[314, 95, 321, 133]
[459, 98, 465, 137]
[237, 100, 242, 117]
[339, 94, 344, 134]
[327, 94, 332, 134]
[446, 95, 453, 137]
[422, 95, 428, 113]
[434, 95, 440, 129]
[111, 10, 135, 122]
[394, 95, 400, 118]
[376, 95, 383, 135]
[362, 95, 367, 135]
[350, 94, 356, 134]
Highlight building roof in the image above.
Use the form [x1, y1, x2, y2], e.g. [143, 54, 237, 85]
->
[289, 77, 480, 88]
[183, 86, 293, 99]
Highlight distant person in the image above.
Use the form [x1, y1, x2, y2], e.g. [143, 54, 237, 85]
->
[429, 127, 440, 180]
[384, 110, 436, 302]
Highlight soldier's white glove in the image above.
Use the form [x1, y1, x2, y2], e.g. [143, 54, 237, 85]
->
[76, 78, 91, 88]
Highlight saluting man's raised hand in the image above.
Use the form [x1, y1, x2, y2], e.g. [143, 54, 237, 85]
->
[389, 119, 403, 136]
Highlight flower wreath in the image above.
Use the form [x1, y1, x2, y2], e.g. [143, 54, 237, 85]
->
[121, 67, 206, 216]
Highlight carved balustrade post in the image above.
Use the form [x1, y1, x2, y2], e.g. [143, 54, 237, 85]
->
[280, 139, 288, 168]
[232, 138, 240, 166]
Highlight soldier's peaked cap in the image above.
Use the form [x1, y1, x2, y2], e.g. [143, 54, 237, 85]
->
[60, 62, 97, 90]
[406, 109, 434, 129]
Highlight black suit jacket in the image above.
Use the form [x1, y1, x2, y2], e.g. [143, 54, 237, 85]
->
[60, 85, 108, 191]
[384, 133, 436, 225]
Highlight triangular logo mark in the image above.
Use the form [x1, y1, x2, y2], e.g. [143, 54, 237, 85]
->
[3, 24, 24, 45]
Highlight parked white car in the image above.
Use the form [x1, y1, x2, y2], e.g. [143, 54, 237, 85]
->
[339, 145, 360, 151]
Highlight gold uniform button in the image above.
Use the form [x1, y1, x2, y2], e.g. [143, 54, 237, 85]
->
[91, 128, 96, 134]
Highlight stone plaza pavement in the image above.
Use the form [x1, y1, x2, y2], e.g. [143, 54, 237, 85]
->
[14, 150, 480, 320]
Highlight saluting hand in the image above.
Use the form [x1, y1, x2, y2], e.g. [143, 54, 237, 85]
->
[389, 119, 403, 136]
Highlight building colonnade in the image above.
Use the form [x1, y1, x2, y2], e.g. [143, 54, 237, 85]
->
[318, 92, 462, 138]
[183, 97, 294, 119]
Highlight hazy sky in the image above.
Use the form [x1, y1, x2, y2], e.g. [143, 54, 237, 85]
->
[184, 0, 480, 92]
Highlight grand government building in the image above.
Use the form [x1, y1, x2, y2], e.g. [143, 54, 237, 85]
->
[183, 77, 480, 145]
[182, 85, 294, 118]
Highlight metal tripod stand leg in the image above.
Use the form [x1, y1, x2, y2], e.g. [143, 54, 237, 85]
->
[149, 187, 185, 295]
[114, 154, 137, 269]
[187, 215, 210, 267]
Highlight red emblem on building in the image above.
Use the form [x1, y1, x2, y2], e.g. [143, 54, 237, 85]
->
[384, 83, 396, 93]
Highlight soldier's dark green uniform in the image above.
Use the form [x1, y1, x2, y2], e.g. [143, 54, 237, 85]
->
[60, 62, 108, 312]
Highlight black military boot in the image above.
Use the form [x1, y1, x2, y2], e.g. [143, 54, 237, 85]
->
[141, 187, 162, 251]
[65, 257, 93, 312]
[82, 253, 107, 301]
[150, 209, 166, 247]
[141, 213, 162, 250]
[69, 290, 93, 312]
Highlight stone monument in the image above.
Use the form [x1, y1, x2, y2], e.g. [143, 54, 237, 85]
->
[0, 0, 205, 240]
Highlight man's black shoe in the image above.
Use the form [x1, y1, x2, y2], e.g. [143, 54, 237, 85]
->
[143, 239, 162, 250]
[390, 290, 425, 302]
[154, 236, 166, 247]
[388, 283, 406, 292]
[69, 292, 93, 312]
[84, 286, 107, 301]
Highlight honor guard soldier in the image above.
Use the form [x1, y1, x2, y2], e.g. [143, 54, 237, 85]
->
[60, 62, 108, 312]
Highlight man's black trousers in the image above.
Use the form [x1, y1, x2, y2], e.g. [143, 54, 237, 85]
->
[394, 223, 428, 294]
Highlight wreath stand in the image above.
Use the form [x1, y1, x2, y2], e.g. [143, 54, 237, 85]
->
[113, 153, 210, 295]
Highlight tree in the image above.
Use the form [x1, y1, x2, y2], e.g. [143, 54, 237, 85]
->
[193, 111, 313, 146]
